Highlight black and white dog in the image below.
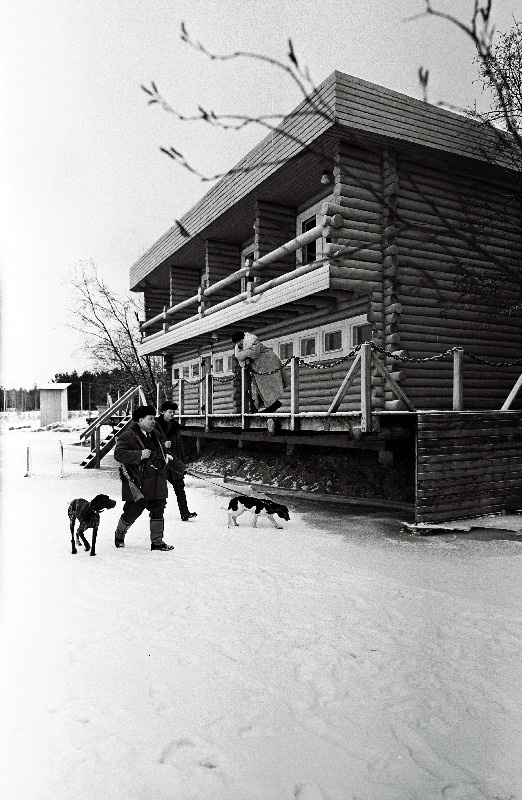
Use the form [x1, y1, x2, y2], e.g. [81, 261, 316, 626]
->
[227, 495, 290, 529]
[68, 495, 117, 556]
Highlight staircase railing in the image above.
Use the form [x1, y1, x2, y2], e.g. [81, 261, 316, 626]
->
[79, 385, 146, 468]
[80, 385, 146, 441]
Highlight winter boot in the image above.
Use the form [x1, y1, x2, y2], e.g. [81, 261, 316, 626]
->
[114, 517, 131, 548]
[150, 518, 174, 551]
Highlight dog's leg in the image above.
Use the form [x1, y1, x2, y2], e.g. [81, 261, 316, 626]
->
[266, 513, 283, 529]
[78, 526, 91, 552]
[252, 512, 260, 528]
[90, 523, 98, 556]
[70, 516, 77, 555]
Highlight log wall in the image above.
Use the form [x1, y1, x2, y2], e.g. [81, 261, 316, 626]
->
[416, 411, 522, 523]
[144, 287, 170, 333]
[204, 240, 241, 308]
[254, 201, 296, 285]
[395, 158, 522, 410]
[169, 266, 201, 323]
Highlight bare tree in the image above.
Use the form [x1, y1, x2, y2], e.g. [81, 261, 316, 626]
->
[66, 261, 165, 401]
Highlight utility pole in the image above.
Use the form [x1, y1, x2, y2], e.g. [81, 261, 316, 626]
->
[80, 381, 83, 412]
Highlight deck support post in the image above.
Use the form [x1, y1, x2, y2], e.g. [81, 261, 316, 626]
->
[452, 348, 464, 410]
[360, 342, 372, 433]
[290, 357, 300, 431]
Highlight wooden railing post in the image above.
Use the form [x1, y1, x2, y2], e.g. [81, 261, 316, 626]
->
[241, 367, 247, 430]
[290, 357, 300, 431]
[178, 378, 184, 420]
[360, 342, 372, 432]
[452, 348, 464, 411]
[205, 373, 212, 431]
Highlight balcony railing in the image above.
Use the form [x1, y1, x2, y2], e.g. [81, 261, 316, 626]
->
[140, 224, 325, 340]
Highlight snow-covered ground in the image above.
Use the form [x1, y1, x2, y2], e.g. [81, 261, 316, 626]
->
[0, 426, 521, 800]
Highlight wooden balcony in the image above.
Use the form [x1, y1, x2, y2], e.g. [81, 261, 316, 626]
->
[137, 222, 375, 356]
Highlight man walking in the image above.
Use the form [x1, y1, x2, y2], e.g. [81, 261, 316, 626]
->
[113, 404, 174, 551]
[155, 401, 197, 522]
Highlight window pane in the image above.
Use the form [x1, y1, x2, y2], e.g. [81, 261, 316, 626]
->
[353, 324, 372, 345]
[227, 355, 234, 372]
[300, 336, 316, 357]
[301, 216, 317, 264]
[279, 341, 293, 360]
[192, 362, 200, 377]
[324, 330, 342, 352]
[173, 367, 180, 380]
[214, 357, 223, 373]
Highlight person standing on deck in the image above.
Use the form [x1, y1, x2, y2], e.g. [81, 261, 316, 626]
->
[231, 331, 290, 413]
[155, 401, 197, 522]
[113, 405, 174, 551]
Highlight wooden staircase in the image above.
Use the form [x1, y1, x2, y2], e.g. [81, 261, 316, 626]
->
[79, 414, 132, 468]
[79, 385, 146, 469]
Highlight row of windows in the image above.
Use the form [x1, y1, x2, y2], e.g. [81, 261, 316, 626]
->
[173, 321, 372, 379]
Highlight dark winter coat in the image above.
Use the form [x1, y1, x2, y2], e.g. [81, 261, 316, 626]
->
[114, 422, 169, 502]
[155, 416, 187, 479]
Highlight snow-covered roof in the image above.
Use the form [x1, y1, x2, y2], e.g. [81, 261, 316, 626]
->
[38, 383, 71, 390]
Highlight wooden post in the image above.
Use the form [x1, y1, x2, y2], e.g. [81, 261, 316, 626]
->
[94, 425, 101, 469]
[290, 357, 300, 431]
[327, 350, 362, 414]
[241, 367, 246, 430]
[501, 373, 522, 410]
[178, 379, 184, 420]
[156, 382, 161, 413]
[452, 348, 464, 411]
[360, 342, 372, 433]
[204, 373, 212, 432]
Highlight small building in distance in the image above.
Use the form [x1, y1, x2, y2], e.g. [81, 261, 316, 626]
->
[39, 383, 70, 427]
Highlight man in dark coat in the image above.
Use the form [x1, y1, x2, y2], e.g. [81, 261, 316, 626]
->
[113, 404, 174, 551]
[155, 401, 197, 522]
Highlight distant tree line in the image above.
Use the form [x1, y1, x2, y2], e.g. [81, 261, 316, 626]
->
[0, 368, 143, 414]
[52, 369, 137, 411]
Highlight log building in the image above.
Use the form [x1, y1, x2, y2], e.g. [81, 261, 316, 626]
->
[128, 72, 522, 524]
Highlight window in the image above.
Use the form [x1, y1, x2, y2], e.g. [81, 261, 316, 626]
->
[226, 355, 235, 372]
[173, 367, 180, 381]
[324, 330, 342, 352]
[300, 336, 316, 357]
[353, 324, 372, 346]
[301, 216, 318, 264]
[213, 357, 224, 374]
[279, 341, 293, 361]
[191, 361, 200, 378]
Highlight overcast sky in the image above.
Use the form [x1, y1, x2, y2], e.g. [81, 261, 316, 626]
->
[1, 0, 519, 388]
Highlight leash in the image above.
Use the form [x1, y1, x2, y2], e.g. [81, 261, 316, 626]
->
[186, 469, 272, 500]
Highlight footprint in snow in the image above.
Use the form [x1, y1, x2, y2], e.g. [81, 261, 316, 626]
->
[293, 782, 326, 799]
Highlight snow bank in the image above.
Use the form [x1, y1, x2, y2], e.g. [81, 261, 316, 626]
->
[0, 431, 520, 800]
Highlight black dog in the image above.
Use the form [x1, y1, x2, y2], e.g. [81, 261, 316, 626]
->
[68, 495, 117, 556]
[227, 495, 290, 529]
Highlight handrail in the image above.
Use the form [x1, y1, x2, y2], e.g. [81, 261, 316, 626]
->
[80, 385, 141, 440]
[141, 224, 324, 331]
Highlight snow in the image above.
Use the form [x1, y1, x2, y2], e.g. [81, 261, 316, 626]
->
[0, 428, 521, 800]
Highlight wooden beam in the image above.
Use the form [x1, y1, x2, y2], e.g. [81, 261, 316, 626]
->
[327, 351, 362, 414]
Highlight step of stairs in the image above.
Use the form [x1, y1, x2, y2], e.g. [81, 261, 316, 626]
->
[80, 415, 132, 468]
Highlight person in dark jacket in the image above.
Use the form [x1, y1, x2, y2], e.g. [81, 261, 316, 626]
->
[155, 401, 197, 521]
[113, 404, 174, 551]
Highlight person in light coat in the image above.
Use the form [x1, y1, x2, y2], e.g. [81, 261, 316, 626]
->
[232, 331, 290, 412]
